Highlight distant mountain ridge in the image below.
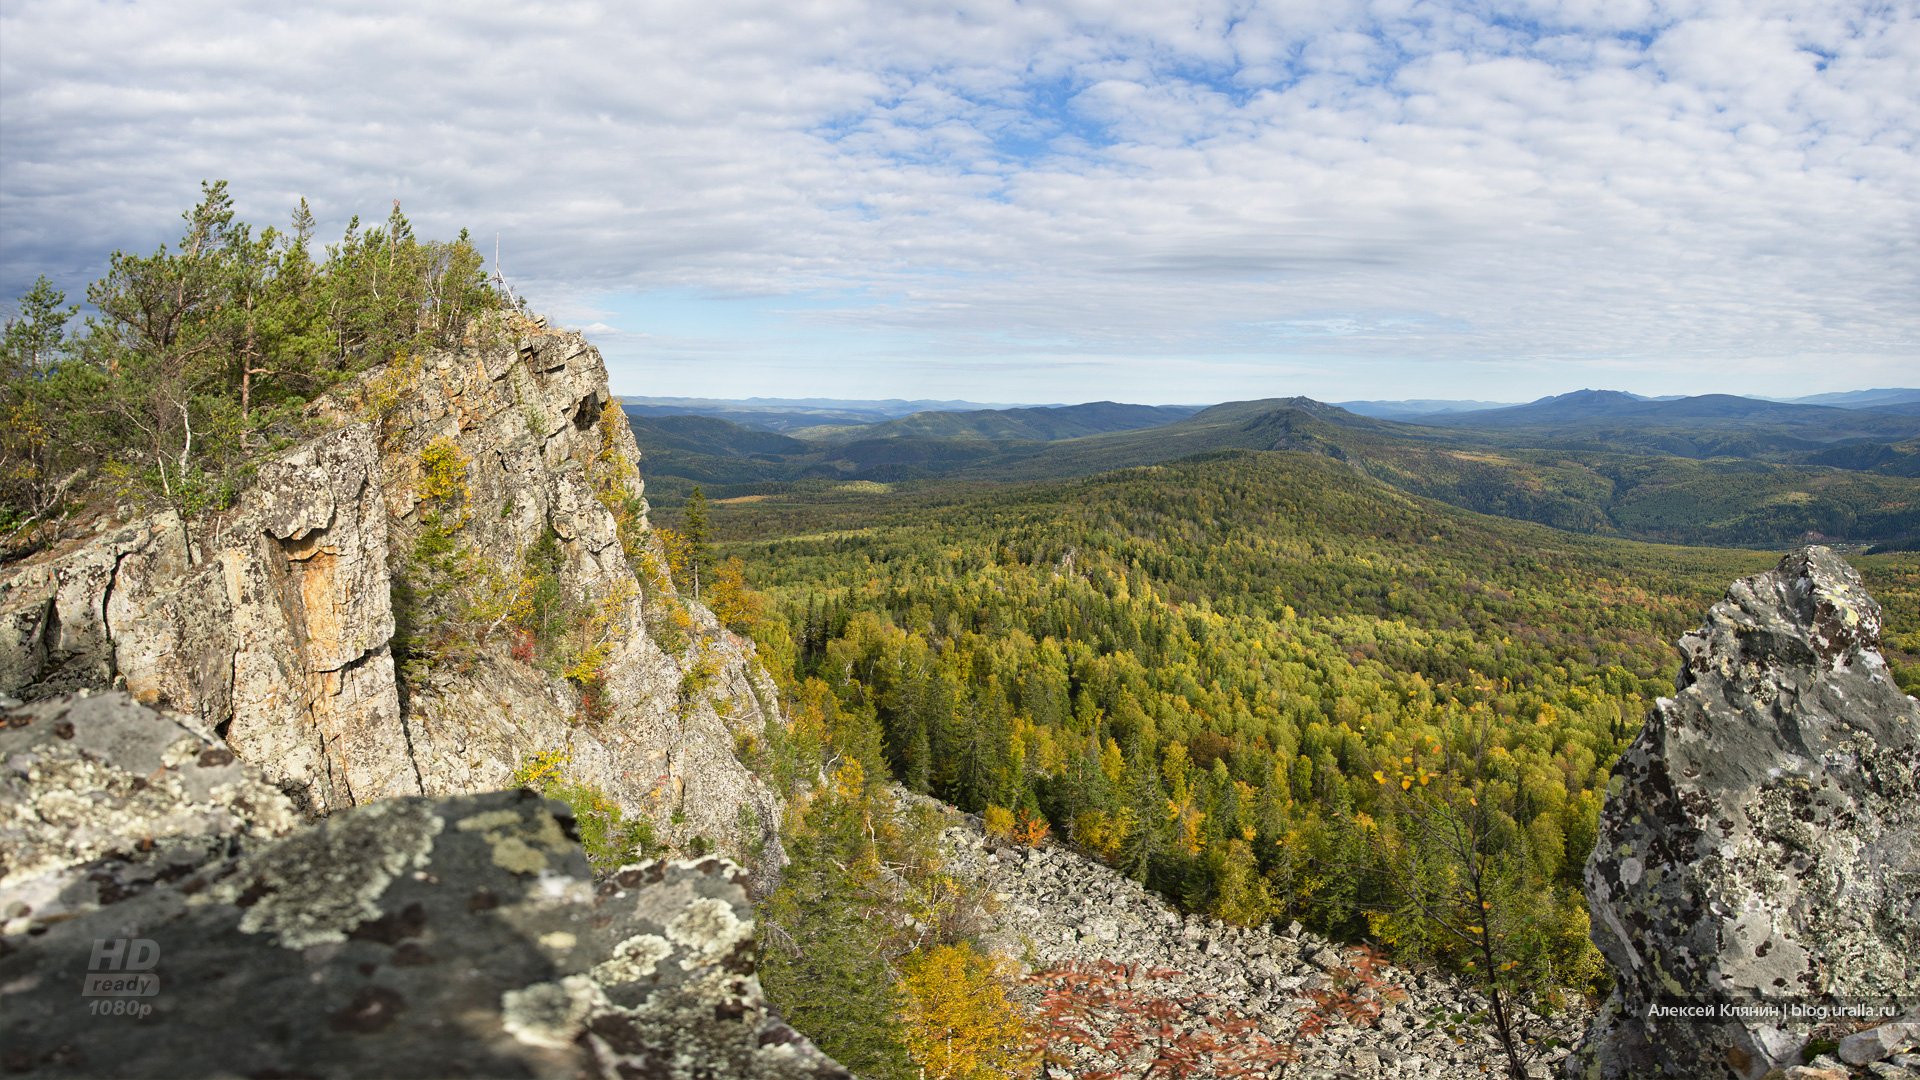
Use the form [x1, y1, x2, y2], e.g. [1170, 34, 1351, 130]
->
[996, 399, 1920, 547]
[624, 395, 1036, 411]
[624, 413, 814, 457]
[620, 400, 1206, 490]
[793, 401, 1201, 442]
[619, 395, 1044, 432]
[1412, 389, 1920, 454]
[1773, 387, 1920, 409]
[1337, 387, 1920, 419]
[624, 390, 1920, 548]
[1336, 398, 1520, 418]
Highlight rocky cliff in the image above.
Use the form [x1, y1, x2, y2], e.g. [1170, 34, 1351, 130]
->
[0, 315, 783, 869]
[1575, 547, 1920, 1078]
[0, 691, 842, 1079]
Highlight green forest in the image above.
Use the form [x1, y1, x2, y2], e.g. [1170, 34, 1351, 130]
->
[687, 452, 1920, 1069]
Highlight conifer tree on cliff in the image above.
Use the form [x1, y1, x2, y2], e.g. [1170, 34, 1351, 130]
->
[683, 485, 712, 600]
[0, 275, 79, 530]
[1, 182, 498, 552]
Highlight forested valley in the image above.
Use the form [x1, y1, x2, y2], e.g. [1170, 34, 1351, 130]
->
[665, 451, 1920, 1072]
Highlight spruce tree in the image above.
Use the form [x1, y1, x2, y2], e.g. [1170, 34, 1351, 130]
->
[683, 485, 711, 599]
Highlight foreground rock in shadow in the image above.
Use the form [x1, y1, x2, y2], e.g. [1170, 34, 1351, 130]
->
[1574, 547, 1920, 1078]
[0, 696, 843, 1080]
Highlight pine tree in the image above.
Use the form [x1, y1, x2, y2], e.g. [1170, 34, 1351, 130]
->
[1, 276, 81, 530]
[1, 276, 74, 375]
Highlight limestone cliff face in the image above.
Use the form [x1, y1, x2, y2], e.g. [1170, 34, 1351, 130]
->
[342, 321, 785, 869]
[1574, 547, 1920, 1078]
[0, 316, 784, 871]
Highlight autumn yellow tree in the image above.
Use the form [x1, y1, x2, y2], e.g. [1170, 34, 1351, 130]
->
[982, 804, 1016, 844]
[896, 943, 1035, 1080]
[706, 555, 767, 633]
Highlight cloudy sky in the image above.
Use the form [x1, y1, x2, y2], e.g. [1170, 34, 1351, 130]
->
[1, 0, 1915, 404]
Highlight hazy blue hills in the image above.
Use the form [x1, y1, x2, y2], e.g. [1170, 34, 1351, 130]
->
[1419, 388, 1655, 425]
[619, 395, 1040, 431]
[1781, 388, 1920, 409]
[1336, 397, 1520, 418]
[1862, 401, 1920, 418]
[620, 400, 1205, 488]
[1333, 388, 1920, 420]
[788, 401, 1200, 442]
[623, 413, 813, 457]
[1408, 390, 1920, 469]
[973, 398, 1451, 478]
[1415, 389, 1890, 428]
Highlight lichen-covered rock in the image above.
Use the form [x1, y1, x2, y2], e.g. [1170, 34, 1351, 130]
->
[0, 515, 182, 700]
[1839, 1021, 1920, 1066]
[1573, 547, 1920, 1079]
[0, 690, 299, 933]
[0, 785, 846, 1079]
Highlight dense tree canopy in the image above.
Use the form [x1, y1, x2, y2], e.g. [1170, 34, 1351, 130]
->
[715, 451, 1920, 1023]
[1, 183, 500, 545]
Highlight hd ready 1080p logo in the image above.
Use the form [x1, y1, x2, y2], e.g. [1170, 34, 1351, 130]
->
[83, 938, 160, 1018]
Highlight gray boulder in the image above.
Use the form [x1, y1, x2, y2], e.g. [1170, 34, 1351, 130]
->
[0, 779, 845, 1078]
[1573, 547, 1920, 1078]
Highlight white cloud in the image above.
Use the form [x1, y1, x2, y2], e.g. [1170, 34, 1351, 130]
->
[0, 0, 1914, 402]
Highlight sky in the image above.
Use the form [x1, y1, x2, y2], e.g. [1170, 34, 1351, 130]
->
[1, 0, 1915, 406]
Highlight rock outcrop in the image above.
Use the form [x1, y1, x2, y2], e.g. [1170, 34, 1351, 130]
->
[1574, 547, 1920, 1078]
[0, 693, 843, 1079]
[0, 316, 784, 869]
[353, 325, 782, 866]
[0, 426, 412, 812]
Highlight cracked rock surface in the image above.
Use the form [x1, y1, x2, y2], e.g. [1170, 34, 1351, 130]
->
[0, 423, 409, 814]
[1573, 547, 1920, 1079]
